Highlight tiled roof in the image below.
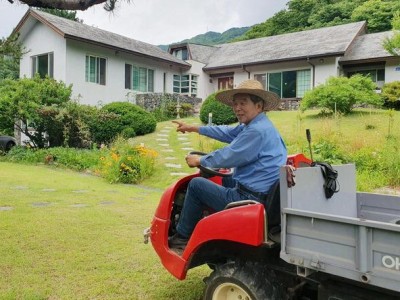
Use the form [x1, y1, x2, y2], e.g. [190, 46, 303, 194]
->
[25, 9, 190, 68]
[187, 44, 219, 64]
[203, 21, 366, 70]
[340, 31, 393, 62]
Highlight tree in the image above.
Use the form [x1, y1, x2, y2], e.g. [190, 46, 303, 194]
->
[6, 0, 122, 11]
[0, 33, 26, 82]
[0, 76, 72, 148]
[38, 8, 82, 21]
[300, 75, 383, 114]
[383, 12, 400, 56]
[351, 0, 400, 33]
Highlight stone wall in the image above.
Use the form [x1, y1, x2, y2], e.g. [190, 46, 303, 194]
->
[135, 93, 202, 112]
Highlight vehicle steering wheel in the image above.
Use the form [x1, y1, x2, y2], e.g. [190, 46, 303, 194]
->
[188, 151, 234, 178]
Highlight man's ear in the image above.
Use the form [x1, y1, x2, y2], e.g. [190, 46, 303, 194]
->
[256, 102, 264, 112]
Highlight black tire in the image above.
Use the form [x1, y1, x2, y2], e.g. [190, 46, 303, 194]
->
[203, 260, 287, 300]
[5, 141, 16, 152]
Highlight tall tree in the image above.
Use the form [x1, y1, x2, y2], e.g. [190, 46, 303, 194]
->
[351, 0, 400, 33]
[38, 8, 82, 21]
[0, 33, 25, 82]
[383, 12, 400, 56]
[6, 0, 123, 11]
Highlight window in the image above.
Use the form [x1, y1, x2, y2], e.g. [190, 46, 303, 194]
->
[32, 53, 54, 78]
[173, 74, 198, 96]
[267, 69, 311, 98]
[254, 74, 266, 89]
[125, 64, 154, 92]
[172, 48, 188, 60]
[85, 55, 106, 85]
[346, 68, 385, 88]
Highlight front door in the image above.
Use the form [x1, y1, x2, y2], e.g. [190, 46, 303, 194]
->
[218, 77, 233, 90]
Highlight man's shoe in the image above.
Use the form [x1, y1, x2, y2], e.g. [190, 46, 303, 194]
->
[168, 233, 189, 250]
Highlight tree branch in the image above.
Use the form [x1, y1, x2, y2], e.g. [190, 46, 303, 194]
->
[17, 0, 111, 11]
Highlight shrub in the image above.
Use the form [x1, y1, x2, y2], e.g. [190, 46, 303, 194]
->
[98, 138, 158, 184]
[382, 81, 400, 110]
[199, 92, 237, 125]
[301, 75, 383, 114]
[0, 76, 72, 148]
[3, 146, 101, 171]
[96, 102, 156, 144]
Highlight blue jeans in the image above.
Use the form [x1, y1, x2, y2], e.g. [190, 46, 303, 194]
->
[176, 177, 261, 238]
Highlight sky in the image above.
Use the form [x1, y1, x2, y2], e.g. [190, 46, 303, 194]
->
[0, 0, 288, 45]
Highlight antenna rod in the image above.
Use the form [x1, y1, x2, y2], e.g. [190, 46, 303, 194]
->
[306, 129, 314, 162]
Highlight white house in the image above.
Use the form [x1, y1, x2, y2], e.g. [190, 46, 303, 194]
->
[15, 9, 400, 106]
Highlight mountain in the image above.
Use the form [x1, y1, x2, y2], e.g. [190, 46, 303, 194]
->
[158, 26, 250, 51]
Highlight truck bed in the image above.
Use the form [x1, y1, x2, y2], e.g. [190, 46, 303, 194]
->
[279, 164, 400, 293]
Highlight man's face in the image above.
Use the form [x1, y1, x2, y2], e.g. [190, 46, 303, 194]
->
[232, 94, 263, 125]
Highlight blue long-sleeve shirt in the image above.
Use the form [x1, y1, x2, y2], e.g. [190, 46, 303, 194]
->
[199, 113, 287, 194]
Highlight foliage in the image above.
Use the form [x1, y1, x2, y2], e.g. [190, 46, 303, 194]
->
[98, 138, 158, 184]
[3, 146, 101, 171]
[12, 0, 119, 11]
[199, 92, 237, 125]
[351, 0, 400, 33]
[151, 101, 193, 122]
[0, 33, 26, 82]
[96, 102, 157, 144]
[381, 81, 400, 109]
[0, 76, 72, 148]
[38, 8, 82, 21]
[238, 0, 399, 41]
[383, 11, 400, 56]
[300, 75, 383, 114]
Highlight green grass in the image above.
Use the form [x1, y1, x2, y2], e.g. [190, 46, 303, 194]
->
[0, 163, 209, 299]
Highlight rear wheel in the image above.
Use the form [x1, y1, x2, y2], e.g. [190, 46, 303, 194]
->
[5, 141, 15, 152]
[203, 260, 287, 300]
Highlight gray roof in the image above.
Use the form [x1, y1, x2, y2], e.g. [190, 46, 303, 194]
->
[21, 9, 190, 68]
[340, 31, 393, 62]
[187, 44, 219, 64]
[204, 21, 366, 70]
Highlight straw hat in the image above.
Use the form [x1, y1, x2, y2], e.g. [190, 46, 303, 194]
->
[215, 79, 280, 111]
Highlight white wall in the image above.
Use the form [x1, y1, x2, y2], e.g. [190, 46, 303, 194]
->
[65, 39, 183, 105]
[384, 59, 400, 83]
[19, 21, 66, 81]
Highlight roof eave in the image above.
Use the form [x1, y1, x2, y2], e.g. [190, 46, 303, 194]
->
[65, 34, 191, 69]
[203, 52, 345, 71]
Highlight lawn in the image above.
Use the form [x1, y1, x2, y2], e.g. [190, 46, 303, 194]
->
[1, 108, 399, 299]
[0, 163, 208, 299]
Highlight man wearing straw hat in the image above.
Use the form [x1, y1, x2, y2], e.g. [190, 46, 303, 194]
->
[170, 79, 287, 250]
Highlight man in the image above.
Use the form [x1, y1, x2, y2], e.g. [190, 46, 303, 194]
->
[169, 79, 287, 250]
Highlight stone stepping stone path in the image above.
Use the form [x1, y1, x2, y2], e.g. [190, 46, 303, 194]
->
[181, 147, 194, 151]
[165, 157, 177, 160]
[156, 138, 168, 141]
[170, 172, 190, 176]
[158, 144, 170, 147]
[129, 196, 145, 201]
[157, 134, 168, 137]
[162, 149, 174, 152]
[42, 188, 56, 192]
[181, 142, 191, 145]
[177, 137, 188, 141]
[99, 201, 115, 205]
[164, 126, 173, 129]
[71, 190, 89, 193]
[0, 206, 13, 211]
[32, 202, 52, 207]
[70, 204, 88, 208]
[10, 186, 29, 190]
[160, 130, 170, 133]
[165, 163, 182, 169]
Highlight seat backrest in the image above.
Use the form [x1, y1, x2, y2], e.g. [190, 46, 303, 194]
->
[264, 180, 281, 229]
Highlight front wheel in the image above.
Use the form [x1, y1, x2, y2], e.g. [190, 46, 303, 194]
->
[203, 261, 287, 300]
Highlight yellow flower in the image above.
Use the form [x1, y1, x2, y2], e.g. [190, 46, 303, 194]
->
[100, 156, 105, 161]
[111, 153, 119, 161]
